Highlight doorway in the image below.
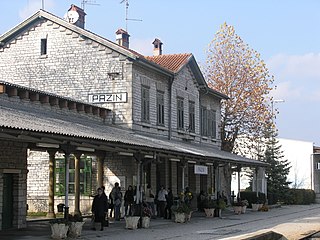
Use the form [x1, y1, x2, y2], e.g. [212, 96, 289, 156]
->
[2, 174, 13, 229]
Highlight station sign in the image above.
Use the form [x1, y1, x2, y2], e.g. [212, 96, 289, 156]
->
[88, 92, 127, 103]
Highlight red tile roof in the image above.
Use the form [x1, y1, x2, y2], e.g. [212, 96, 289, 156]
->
[144, 53, 192, 73]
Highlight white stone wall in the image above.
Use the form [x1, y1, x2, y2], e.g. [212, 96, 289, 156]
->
[0, 19, 133, 126]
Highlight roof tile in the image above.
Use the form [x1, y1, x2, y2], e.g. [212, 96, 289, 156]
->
[145, 53, 192, 73]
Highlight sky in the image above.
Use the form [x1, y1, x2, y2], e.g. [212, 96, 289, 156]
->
[1, 0, 320, 146]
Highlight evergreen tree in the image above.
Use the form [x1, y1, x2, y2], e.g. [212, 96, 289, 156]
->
[262, 130, 291, 203]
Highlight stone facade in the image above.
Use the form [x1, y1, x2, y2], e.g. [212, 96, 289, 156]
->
[0, 9, 222, 219]
[0, 141, 28, 230]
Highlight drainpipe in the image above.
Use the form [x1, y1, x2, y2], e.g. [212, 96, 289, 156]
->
[168, 76, 174, 140]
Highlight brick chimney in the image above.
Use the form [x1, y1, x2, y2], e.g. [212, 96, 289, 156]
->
[152, 38, 163, 56]
[66, 4, 86, 29]
[116, 29, 130, 48]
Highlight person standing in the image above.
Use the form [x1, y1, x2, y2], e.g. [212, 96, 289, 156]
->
[165, 188, 173, 219]
[91, 187, 108, 231]
[111, 182, 122, 221]
[157, 185, 168, 218]
[124, 185, 134, 216]
[145, 184, 155, 217]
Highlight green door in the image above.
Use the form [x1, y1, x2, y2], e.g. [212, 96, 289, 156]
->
[2, 174, 13, 229]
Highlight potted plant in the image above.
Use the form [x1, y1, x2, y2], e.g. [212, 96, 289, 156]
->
[215, 199, 226, 218]
[68, 214, 85, 238]
[232, 201, 243, 215]
[241, 199, 249, 213]
[171, 202, 192, 223]
[203, 197, 217, 217]
[49, 218, 70, 239]
[125, 204, 141, 229]
[141, 202, 152, 228]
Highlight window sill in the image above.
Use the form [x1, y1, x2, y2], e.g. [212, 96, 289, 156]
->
[40, 54, 48, 59]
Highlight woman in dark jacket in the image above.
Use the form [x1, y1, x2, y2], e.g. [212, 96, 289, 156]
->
[92, 187, 108, 231]
[124, 185, 135, 216]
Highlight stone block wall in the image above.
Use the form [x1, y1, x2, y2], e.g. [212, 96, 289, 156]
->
[0, 19, 133, 127]
[0, 140, 28, 230]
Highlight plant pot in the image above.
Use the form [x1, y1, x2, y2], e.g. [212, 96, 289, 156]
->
[50, 223, 69, 239]
[251, 203, 260, 211]
[241, 206, 247, 214]
[174, 212, 186, 223]
[141, 216, 150, 228]
[125, 216, 140, 230]
[69, 222, 85, 238]
[214, 208, 222, 218]
[233, 206, 242, 215]
[204, 208, 215, 217]
[185, 211, 192, 222]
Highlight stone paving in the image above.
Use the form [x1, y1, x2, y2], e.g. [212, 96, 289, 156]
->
[1, 204, 320, 239]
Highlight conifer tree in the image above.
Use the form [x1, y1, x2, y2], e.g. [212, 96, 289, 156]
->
[262, 130, 291, 203]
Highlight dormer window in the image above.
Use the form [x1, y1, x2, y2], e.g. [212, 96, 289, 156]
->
[41, 38, 47, 55]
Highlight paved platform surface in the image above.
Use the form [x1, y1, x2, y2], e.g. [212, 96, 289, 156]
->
[1, 204, 320, 239]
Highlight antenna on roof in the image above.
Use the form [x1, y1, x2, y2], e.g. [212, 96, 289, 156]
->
[41, 0, 45, 10]
[120, 0, 142, 31]
[81, 0, 100, 11]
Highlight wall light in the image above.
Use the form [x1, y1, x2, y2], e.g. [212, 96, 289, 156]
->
[169, 158, 180, 162]
[205, 163, 214, 166]
[36, 143, 59, 148]
[187, 160, 196, 164]
[119, 152, 134, 157]
[144, 155, 154, 159]
[76, 146, 95, 152]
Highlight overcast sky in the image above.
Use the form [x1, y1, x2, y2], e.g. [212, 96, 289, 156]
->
[1, 0, 319, 146]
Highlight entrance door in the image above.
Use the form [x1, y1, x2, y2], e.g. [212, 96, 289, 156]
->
[2, 174, 13, 229]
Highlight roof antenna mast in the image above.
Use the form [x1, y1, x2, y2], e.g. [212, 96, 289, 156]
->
[120, 0, 142, 31]
[81, 0, 100, 11]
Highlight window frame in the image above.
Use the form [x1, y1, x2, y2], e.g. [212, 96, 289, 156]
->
[188, 101, 195, 133]
[54, 155, 92, 196]
[177, 97, 184, 130]
[157, 91, 165, 126]
[40, 38, 47, 55]
[141, 85, 150, 122]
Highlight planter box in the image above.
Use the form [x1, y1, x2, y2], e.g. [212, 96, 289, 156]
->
[204, 208, 215, 217]
[125, 216, 140, 230]
[50, 223, 69, 239]
[233, 206, 242, 215]
[141, 217, 150, 228]
[252, 203, 260, 211]
[174, 212, 186, 223]
[174, 212, 192, 223]
[69, 222, 85, 238]
[241, 206, 247, 214]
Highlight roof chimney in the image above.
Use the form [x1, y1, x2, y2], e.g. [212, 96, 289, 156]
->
[65, 4, 86, 29]
[152, 38, 163, 56]
[116, 29, 130, 48]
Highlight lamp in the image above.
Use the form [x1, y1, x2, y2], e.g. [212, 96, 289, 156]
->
[76, 146, 95, 152]
[187, 160, 196, 164]
[118, 152, 134, 156]
[36, 143, 59, 148]
[169, 158, 180, 162]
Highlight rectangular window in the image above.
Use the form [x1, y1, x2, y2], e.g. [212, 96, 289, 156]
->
[177, 97, 184, 130]
[157, 91, 165, 125]
[41, 38, 47, 55]
[54, 155, 92, 196]
[201, 106, 208, 136]
[188, 101, 195, 133]
[141, 86, 150, 122]
[208, 110, 217, 139]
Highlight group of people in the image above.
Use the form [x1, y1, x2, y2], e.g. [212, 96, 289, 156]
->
[146, 185, 174, 219]
[91, 183, 193, 230]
